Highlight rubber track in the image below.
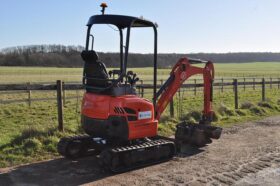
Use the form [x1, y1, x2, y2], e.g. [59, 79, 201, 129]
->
[101, 139, 176, 173]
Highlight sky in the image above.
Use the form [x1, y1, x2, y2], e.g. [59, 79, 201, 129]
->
[0, 0, 279, 53]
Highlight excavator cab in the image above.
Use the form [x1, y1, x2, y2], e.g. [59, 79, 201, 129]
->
[82, 13, 158, 101]
[78, 11, 161, 142]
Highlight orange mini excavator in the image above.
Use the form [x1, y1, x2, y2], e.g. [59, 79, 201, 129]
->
[58, 3, 222, 172]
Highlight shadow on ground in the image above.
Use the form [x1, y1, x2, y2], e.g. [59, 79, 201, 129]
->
[0, 156, 112, 186]
[178, 144, 205, 157]
[0, 147, 203, 186]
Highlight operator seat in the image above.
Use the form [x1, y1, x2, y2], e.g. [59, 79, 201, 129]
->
[81, 50, 109, 88]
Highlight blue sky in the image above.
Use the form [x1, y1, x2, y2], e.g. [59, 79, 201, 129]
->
[0, 0, 279, 53]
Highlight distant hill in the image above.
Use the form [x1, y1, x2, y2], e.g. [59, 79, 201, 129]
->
[1, 45, 280, 68]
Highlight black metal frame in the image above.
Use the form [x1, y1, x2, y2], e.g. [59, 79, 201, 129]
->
[84, 14, 158, 106]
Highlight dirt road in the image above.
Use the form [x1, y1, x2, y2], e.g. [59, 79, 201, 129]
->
[1, 116, 280, 186]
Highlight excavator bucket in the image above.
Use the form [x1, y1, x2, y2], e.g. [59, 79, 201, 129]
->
[175, 121, 222, 151]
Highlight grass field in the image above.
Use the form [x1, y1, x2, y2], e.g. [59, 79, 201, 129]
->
[0, 62, 280, 168]
[1, 62, 280, 84]
[0, 88, 280, 168]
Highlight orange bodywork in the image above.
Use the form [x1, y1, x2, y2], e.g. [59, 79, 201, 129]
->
[82, 93, 157, 140]
[81, 57, 215, 141]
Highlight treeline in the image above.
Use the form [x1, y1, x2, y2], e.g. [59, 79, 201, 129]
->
[0, 45, 84, 67]
[0, 45, 280, 67]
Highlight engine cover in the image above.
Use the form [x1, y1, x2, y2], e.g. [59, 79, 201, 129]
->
[81, 92, 158, 140]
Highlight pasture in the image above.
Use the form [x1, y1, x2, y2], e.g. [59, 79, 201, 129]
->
[1, 62, 280, 84]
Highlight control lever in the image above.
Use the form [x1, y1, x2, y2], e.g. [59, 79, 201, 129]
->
[132, 73, 139, 85]
[108, 70, 121, 79]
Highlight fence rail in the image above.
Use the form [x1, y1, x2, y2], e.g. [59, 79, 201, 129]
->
[1, 78, 279, 131]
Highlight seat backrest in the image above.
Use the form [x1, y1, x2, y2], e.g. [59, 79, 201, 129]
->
[81, 50, 109, 87]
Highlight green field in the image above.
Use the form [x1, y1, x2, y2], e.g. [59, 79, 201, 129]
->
[1, 62, 280, 84]
[0, 63, 280, 168]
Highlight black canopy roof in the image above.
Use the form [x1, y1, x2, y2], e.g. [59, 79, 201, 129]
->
[87, 14, 155, 29]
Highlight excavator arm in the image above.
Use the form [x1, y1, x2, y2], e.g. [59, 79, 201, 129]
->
[155, 57, 222, 148]
[155, 57, 214, 121]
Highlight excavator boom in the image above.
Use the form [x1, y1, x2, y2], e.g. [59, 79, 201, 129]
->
[155, 57, 214, 121]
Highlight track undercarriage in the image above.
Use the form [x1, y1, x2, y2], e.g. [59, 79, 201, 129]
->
[57, 122, 222, 172]
[57, 135, 176, 172]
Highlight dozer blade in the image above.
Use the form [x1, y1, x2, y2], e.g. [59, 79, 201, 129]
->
[175, 121, 222, 149]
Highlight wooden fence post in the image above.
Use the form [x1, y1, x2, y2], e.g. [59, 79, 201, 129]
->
[233, 79, 238, 109]
[278, 78, 280, 89]
[26, 82, 32, 107]
[270, 77, 272, 89]
[56, 80, 64, 132]
[253, 78, 255, 90]
[170, 98, 174, 117]
[262, 78, 265, 102]
[62, 82, 66, 107]
[140, 80, 144, 97]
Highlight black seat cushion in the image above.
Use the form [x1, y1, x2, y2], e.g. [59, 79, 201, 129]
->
[81, 50, 109, 87]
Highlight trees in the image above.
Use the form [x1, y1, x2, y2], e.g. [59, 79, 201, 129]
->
[0, 44, 280, 67]
[0, 45, 84, 67]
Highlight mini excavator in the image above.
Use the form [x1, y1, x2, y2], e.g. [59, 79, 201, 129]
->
[57, 3, 222, 172]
